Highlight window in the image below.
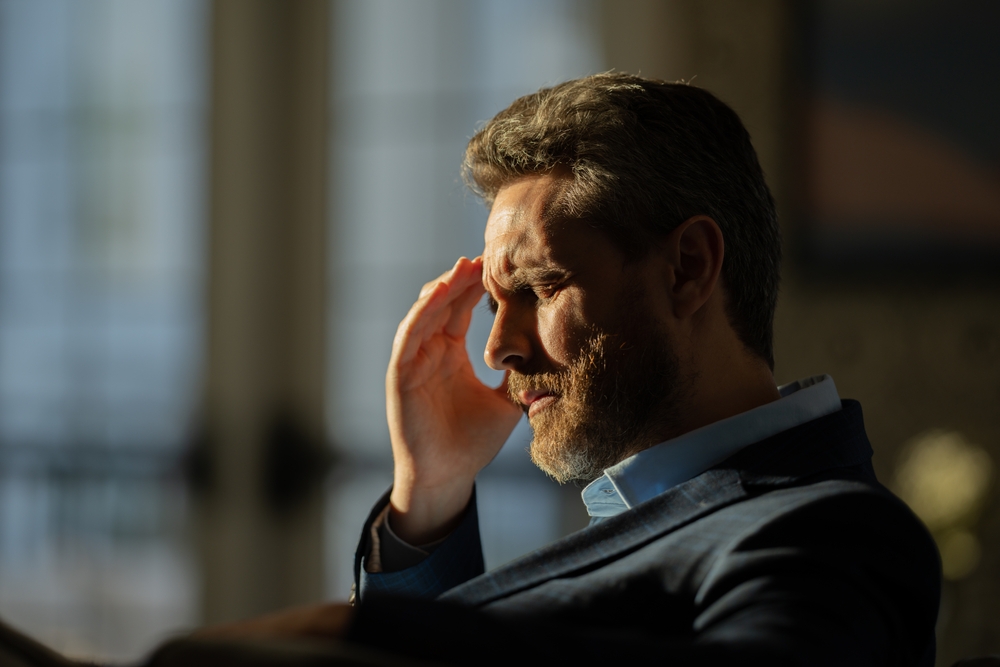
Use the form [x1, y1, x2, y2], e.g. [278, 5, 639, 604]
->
[0, 0, 208, 660]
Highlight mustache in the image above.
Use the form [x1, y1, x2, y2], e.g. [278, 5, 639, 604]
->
[506, 369, 572, 405]
[505, 333, 610, 407]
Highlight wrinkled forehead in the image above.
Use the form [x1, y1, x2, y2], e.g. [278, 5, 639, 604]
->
[483, 174, 565, 275]
[483, 207, 537, 271]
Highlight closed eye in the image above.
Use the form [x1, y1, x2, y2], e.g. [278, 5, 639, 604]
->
[533, 284, 557, 300]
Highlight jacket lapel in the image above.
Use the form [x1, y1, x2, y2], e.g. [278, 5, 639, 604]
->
[442, 399, 874, 607]
[441, 467, 747, 606]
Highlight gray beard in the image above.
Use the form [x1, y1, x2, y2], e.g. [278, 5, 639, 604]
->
[512, 327, 683, 484]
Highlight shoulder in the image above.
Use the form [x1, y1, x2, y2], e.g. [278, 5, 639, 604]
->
[697, 479, 941, 624]
[723, 479, 931, 544]
[671, 481, 941, 666]
[707, 479, 938, 566]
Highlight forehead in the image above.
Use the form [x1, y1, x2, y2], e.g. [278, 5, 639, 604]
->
[483, 173, 567, 272]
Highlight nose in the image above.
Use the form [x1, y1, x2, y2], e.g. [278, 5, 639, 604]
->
[484, 304, 533, 371]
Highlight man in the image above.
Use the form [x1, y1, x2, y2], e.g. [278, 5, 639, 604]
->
[191, 73, 941, 666]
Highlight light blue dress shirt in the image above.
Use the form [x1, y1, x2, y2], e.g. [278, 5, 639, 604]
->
[581, 375, 842, 518]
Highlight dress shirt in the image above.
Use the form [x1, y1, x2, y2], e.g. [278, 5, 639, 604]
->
[582, 374, 842, 518]
[374, 374, 841, 569]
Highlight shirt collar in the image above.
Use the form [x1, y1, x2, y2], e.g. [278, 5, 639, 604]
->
[581, 375, 842, 517]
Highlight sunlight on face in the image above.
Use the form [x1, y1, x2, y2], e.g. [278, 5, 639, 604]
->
[483, 173, 684, 483]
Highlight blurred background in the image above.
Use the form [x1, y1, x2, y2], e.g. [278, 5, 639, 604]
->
[0, 0, 997, 664]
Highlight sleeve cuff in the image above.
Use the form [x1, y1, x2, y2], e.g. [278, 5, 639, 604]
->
[366, 505, 447, 573]
[358, 487, 485, 601]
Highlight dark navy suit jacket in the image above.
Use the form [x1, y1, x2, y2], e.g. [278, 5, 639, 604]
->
[347, 401, 941, 666]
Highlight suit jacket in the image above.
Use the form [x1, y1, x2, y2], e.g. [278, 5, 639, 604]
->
[347, 401, 941, 666]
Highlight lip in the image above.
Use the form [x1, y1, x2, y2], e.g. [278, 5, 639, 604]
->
[520, 389, 558, 417]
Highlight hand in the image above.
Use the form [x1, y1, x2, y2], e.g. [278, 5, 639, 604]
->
[386, 256, 522, 543]
[191, 603, 353, 640]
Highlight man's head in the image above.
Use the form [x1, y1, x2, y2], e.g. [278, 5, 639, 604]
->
[466, 74, 781, 483]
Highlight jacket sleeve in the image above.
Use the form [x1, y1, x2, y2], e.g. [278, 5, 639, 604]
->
[354, 487, 486, 602]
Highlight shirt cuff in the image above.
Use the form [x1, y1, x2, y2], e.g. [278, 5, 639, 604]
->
[365, 504, 448, 573]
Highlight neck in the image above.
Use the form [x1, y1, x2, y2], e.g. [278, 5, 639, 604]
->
[635, 344, 780, 456]
[683, 357, 781, 432]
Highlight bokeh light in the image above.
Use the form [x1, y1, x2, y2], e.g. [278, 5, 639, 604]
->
[894, 429, 993, 580]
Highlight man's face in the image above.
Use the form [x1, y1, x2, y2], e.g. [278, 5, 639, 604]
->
[482, 172, 683, 483]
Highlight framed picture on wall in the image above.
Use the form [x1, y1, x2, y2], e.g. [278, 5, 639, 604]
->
[793, 0, 1000, 276]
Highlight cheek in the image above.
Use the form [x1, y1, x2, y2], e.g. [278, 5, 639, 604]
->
[536, 298, 590, 367]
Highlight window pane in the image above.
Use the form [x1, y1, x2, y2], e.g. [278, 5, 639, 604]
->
[0, 0, 208, 660]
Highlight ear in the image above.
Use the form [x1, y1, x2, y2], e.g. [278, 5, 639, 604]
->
[664, 215, 724, 319]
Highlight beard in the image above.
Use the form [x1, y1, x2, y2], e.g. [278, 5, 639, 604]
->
[507, 317, 683, 484]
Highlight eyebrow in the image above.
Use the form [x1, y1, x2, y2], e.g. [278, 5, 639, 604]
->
[485, 263, 569, 313]
[510, 265, 568, 287]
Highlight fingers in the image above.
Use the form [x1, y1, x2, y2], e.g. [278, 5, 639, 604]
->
[443, 280, 486, 338]
[394, 257, 484, 365]
[394, 281, 449, 365]
[419, 256, 482, 298]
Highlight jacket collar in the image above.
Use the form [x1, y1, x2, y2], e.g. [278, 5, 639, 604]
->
[442, 400, 874, 606]
[583, 374, 842, 516]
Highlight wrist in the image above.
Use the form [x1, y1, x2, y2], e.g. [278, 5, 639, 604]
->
[389, 477, 474, 544]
